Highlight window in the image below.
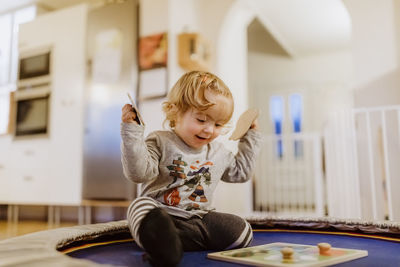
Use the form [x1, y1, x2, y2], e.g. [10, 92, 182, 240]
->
[0, 5, 36, 135]
[269, 95, 284, 158]
[289, 94, 302, 133]
[269, 93, 304, 158]
[289, 93, 303, 157]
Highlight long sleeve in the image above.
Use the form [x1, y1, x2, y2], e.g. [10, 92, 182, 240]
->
[221, 129, 263, 183]
[120, 123, 161, 183]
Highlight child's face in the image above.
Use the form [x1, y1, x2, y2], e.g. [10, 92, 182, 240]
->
[174, 91, 232, 149]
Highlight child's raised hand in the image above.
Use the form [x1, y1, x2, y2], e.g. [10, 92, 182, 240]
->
[122, 104, 138, 124]
[229, 109, 259, 140]
[250, 118, 259, 130]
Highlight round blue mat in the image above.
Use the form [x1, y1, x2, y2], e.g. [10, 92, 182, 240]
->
[67, 229, 400, 266]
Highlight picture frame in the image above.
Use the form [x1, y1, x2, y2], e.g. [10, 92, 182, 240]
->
[138, 32, 167, 71]
[137, 32, 168, 101]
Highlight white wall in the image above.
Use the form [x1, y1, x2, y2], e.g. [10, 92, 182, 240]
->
[193, 0, 235, 72]
[344, 0, 400, 107]
[140, 0, 169, 36]
[344, 0, 397, 88]
[248, 50, 354, 134]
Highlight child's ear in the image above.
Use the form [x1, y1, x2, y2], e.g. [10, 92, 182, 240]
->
[167, 104, 179, 128]
[169, 104, 178, 114]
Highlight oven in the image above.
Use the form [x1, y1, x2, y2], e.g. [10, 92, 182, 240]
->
[14, 87, 50, 137]
[18, 46, 51, 89]
[14, 46, 52, 137]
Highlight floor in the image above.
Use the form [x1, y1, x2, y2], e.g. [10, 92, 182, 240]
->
[0, 202, 129, 241]
[0, 220, 77, 241]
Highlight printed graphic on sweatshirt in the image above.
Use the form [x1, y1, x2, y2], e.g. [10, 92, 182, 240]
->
[163, 156, 213, 209]
[164, 188, 181, 206]
[185, 161, 213, 203]
[166, 155, 187, 188]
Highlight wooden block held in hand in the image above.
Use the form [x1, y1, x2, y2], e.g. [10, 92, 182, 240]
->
[229, 108, 259, 141]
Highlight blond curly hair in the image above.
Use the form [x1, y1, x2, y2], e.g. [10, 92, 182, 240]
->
[162, 71, 234, 128]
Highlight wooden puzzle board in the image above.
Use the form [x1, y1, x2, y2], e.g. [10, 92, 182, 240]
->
[207, 242, 368, 267]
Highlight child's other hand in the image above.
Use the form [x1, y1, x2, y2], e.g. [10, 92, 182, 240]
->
[122, 104, 138, 124]
[250, 118, 259, 130]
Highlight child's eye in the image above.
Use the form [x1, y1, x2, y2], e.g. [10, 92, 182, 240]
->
[215, 124, 223, 128]
[197, 118, 206, 123]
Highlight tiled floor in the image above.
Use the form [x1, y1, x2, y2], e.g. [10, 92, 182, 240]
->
[0, 220, 76, 241]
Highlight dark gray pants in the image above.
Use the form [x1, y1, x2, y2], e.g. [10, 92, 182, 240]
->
[127, 196, 253, 251]
[171, 211, 253, 251]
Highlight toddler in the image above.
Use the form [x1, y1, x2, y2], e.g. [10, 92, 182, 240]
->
[121, 71, 262, 266]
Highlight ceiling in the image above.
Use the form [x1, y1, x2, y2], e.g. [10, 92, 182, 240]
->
[249, 0, 352, 56]
[248, 18, 291, 57]
[0, 0, 351, 57]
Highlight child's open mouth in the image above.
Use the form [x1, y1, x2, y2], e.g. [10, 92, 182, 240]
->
[196, 135, 207, 140]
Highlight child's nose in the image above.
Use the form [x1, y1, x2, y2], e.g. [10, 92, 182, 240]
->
[203, 124, 214, 133]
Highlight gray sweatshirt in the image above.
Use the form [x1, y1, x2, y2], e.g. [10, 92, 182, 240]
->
[121, 123, 263, 218]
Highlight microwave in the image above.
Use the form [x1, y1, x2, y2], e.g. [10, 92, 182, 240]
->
[18, 46, 52, 89]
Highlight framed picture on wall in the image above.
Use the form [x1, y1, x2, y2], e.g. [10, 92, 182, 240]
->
[139, 32, 167, 70]
[138, 32, 168, 101]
